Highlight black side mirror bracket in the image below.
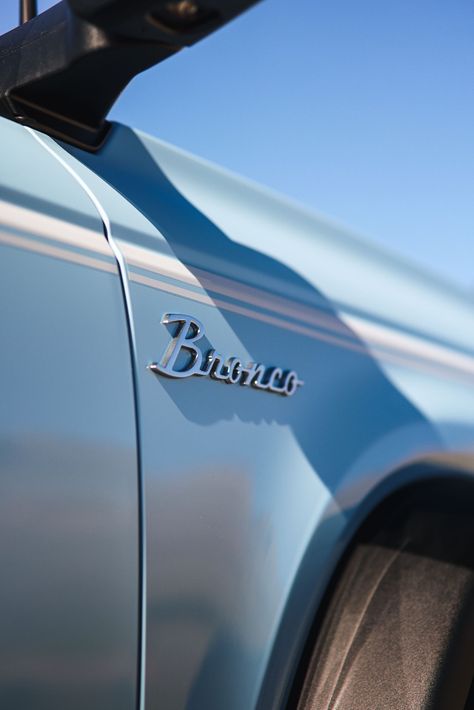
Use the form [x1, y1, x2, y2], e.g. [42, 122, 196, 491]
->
[0, 0, 258, 151]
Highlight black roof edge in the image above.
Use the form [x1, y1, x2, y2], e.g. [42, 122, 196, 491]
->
[0, 0, 258, 151]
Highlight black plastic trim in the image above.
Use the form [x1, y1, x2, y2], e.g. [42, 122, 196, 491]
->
[0, 0, 258, 151]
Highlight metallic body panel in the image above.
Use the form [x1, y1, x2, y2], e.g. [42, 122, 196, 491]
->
[42, 123, 474, 709]
[0, 118, 138, 709]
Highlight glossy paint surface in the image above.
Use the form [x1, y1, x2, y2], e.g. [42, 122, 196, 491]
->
[0, 119, 138, 709]
[37, 123, 474, 708]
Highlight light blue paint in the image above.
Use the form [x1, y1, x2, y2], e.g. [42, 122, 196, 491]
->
[44, 121, 474, 709]
[0, 120, 139, 708]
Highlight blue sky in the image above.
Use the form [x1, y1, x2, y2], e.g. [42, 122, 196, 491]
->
[2, 1, 473, 292]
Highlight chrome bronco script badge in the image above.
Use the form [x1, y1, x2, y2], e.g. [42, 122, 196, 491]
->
[149, 313, 304, 397]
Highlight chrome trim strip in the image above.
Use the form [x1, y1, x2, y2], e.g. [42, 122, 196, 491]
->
[3, 186, 474, 387]
[0, 229, 116, 273]
[128, 269, 474, 385]
[3, 192, 474, 386]
[120, 240, 352, 339]
[0, 198, 111, 256]
[26, 128, 147, 710]
[345, 313, 474, 381]
[117, 242, 474, 385]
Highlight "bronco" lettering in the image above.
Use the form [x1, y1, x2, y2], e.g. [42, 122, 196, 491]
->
[149, 313, 304, 397]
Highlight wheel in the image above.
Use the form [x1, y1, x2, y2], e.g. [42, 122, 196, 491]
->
[295, 481, 474, 710]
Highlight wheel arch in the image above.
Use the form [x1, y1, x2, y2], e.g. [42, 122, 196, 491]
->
[257, 458, 474, 710]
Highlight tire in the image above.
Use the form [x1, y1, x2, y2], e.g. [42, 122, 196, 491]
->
[295, 482, 474, 710]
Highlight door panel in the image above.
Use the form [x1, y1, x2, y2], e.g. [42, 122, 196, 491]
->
[0, 119, 138, 710]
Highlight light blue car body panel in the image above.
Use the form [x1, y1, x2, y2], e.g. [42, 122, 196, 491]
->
[0, 118, 139, 709]
[1, 116, 474, 708]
